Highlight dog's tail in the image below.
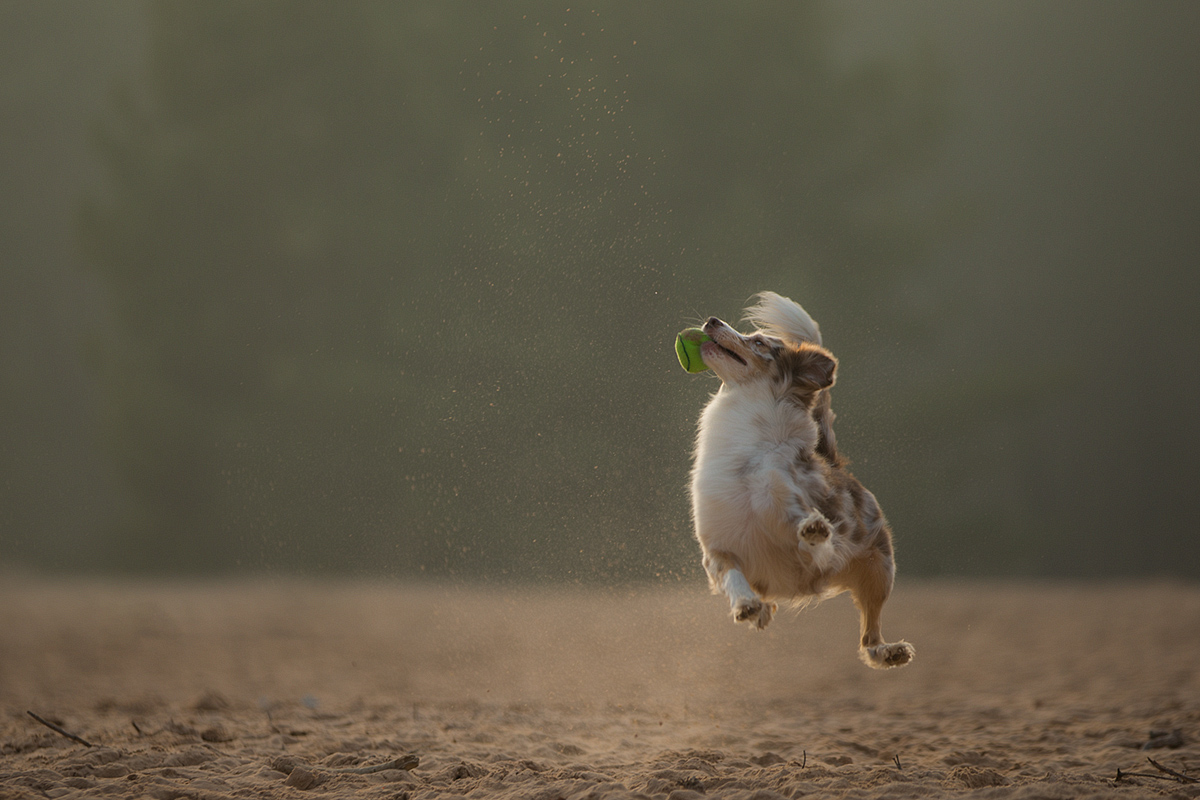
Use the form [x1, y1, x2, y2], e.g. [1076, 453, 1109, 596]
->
[743, 291, 822, 346]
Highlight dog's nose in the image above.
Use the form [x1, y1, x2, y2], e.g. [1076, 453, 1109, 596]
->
[705, 316, 721, 328]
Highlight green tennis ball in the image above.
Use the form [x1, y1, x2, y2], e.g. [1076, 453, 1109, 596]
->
[675, 327, 711, 373]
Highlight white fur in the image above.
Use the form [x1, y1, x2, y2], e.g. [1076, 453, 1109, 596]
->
[743, 291, 822, 346]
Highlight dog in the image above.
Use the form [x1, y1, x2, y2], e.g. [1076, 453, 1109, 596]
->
[689, 291, 913, 669]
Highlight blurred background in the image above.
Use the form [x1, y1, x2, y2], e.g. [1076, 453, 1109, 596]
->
[2, 1, 1197, 581]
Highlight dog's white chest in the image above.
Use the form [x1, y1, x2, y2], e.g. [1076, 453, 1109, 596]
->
[691, 384, 820, 538]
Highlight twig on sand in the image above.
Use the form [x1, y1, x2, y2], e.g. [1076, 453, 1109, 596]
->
[1148, 757, 1197, 783]
[330, 755, 420, 775]
[893, 754, 902, 770]
[1116, 757, 1198, 785]
[1116, 768, 1173, 783]
[26, 711, 93, 748]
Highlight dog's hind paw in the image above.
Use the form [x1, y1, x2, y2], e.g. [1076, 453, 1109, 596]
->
[733, 598, 776, 630]
[860, 641, 915, 669]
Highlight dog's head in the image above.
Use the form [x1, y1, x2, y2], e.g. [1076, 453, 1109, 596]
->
[701, 316, 837, 405]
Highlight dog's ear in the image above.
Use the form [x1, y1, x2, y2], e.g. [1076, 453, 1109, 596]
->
[779, 344, 837, 407]
[792, 344, 837, 391]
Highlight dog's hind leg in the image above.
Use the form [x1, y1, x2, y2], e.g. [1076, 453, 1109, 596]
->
[703, 549, 775, 630]
[841, 548, 914, 669]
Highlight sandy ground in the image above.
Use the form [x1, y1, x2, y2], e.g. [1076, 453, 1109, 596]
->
[1, 576, 1198, 799]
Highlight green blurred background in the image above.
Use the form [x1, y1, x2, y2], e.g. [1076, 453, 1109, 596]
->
[2, 1, 1198, 580]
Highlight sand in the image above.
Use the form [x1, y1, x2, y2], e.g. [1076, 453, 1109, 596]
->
[2, 576, 1198, 799]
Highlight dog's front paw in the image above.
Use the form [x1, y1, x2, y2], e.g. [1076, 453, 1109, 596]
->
[733, 598, 776, 630]
[798, 511, 832, 545]
[859, 641, 915, 669]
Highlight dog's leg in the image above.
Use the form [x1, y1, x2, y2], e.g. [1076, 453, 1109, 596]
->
[723, 569, 776, 629]
[768, 470, 839, 571]
[703, 550, 775, 630]
[796, 510, 839, 571]
[841, 549, 914, 669]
